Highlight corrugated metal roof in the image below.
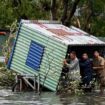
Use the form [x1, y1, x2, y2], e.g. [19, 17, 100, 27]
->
[21, 20, 105, 46]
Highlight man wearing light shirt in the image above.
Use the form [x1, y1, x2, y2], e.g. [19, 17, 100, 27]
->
[64, 51, 80, 81]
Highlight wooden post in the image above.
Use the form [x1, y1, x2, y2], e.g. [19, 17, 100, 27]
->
[34, 75, 36, 91]
[37, 74, 40, 93]
[20, 78, 22, 91]
[15, 75, 18, 83]
[23, 77, 35, 90]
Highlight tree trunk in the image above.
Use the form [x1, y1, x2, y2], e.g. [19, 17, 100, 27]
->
[61, 0, 69, 25]
[65, 0, 80, 26]
[83, 12, 92, 32]
[50, 0, 57, 20]
[83, 0, 94, 32]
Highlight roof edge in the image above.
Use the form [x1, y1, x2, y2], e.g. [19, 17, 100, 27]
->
[21, 19, 61, 24]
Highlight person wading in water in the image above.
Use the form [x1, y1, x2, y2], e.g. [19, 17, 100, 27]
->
[63, 51, 80, 81]
[93, 51, 105, 95]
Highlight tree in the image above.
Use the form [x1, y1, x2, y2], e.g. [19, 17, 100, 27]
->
[0, 0, 105, 36]
[64, 0, 80, 26]
[51, 0, 57, 20]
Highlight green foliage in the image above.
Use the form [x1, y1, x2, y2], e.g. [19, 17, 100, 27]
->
[0, 67, 15, 87]
[90, 0, 105, 36]
[0, 0, 15, 28]
[0, 0, 50, 28]
[0, 0, 105, 36]
[91, 17, 105, 36]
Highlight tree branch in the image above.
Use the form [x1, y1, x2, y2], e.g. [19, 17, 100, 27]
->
[61, 0, 69, 24]
[65, 0, 80, 26]
[51, 0, 57, 20]
[83, 0, 94, 32]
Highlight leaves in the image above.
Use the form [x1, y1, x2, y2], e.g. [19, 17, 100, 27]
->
[0, 0, 105, 36]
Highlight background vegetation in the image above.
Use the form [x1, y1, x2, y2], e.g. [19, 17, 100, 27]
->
[0, 0, 105, 36]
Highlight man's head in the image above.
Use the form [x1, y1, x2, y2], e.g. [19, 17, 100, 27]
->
[70, 51, 76, 60]
[82, 53, 88, 60]
[94, 51, 100, 58]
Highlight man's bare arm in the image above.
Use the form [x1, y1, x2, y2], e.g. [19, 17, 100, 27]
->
[93, 66, 104, 70]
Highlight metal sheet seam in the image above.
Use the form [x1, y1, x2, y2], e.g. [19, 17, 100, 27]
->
[7, 23, 22, 69]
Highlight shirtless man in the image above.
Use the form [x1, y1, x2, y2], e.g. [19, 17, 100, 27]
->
[93, 51, 105, 95]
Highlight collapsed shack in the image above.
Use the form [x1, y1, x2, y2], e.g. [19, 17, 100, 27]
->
[7, 20, 105, 92]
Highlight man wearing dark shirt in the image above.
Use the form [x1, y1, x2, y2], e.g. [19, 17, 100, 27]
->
[80, 53, 92, 86]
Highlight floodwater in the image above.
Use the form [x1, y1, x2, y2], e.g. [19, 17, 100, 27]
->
[0, 89, 105, 105]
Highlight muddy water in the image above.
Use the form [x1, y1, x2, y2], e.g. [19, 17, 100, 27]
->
[0, 89, 105, 105]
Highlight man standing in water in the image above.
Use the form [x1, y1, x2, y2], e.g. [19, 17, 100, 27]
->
[64, 51, 80, 80]
[93, 51, 105, 95]
[80, 53, 92, 86]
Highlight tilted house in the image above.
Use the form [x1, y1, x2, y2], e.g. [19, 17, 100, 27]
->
[7, 20, 105, 91]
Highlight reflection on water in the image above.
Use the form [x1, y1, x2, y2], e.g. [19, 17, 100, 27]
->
[0, 89, 105, 105]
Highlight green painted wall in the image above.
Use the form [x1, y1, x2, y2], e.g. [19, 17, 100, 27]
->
[10, 24, 68, 91]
